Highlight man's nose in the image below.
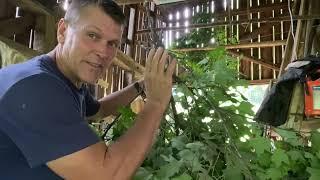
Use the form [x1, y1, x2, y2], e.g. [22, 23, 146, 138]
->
[96, 42, 115, 60]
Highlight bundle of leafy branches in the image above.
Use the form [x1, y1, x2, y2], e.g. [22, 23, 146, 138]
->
[99, 13, 320, 180]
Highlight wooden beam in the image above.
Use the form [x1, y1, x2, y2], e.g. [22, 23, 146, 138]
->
[226, 40, 286, 49]
[215, 2, 288, 18]
[8, 0, 53, 16]
[136, 15, 320, 34]
[165, 2, 289, 25]
[279, 0, 302, 76]
[239, 24, 273, 41]
[228, 50, 280, 71]
[0, 15, 34, 37]
[171, 40, 286, 52]
[249, 79, 275, 85]
[112, 56, 134, 72]
[115, 0, 150, 5]
[116, 50, 145, 79]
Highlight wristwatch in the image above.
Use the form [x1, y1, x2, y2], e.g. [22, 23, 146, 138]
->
[134, 82, 146, 99]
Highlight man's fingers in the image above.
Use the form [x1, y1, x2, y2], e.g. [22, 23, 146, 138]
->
[151, 48, 164, 73]
[158, 50, 168, 73]
[165, 58, 177, 77]
[146, 48, 156, 73]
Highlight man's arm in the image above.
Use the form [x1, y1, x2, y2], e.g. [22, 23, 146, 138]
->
[88, 80, 144, 121]
[47, 47, 177, 180]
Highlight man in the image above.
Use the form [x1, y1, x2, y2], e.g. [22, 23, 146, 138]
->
[0, 0, 176, 179]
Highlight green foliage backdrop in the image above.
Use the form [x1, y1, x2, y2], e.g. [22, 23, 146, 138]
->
[101, 12, 320, 180]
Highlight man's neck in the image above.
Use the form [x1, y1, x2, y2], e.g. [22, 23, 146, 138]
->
[47, 46, 83, 89]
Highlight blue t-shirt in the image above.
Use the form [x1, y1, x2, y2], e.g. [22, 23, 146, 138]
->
[0, 55, 101, 179]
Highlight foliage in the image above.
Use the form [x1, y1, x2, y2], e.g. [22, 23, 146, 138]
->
[97, 12, 320, 180]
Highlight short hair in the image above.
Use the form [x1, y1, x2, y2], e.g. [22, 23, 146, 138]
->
[64, 0, 126, 26]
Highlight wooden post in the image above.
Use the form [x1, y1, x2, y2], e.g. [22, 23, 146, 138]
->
[281, 82, 304, 130]
[291, 0, 307, 59]
[273, 0, 283, 79]
[105, 68, 113, 95]
[278, 0, 300, 76]
[251, 0, 259, 80]
[304, 0, 319, 57]
[260, 0, 273, 80]
[238, 0, 251, 80]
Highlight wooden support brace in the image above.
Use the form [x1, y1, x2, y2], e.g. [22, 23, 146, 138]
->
[171, 40, 286, 52]
[249, 79, 275, 85]
[228, 50, 280, 71]
[116, 49, 145, 79]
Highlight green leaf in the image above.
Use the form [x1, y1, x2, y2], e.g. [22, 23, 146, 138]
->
[171, 136, 187, 150]
[198, 172, 214, 180]
[134, 167, 153, 180]
[256, 172, 268, 180]
[311, 132, 320, 152]
[160, 154, 175, 162]
[178, 149, 195, 161]
[271, 149, 290, 167]
[200, 132, 218, 140]
[186, 141, 204, 151]
[317, 151, 320, 159]
[249, 137, 272, 155]
[287, 150, 305, 163]
[305, 152, 316, 159]
[275, 128, 302, 147]
[198, 58, 208, 65]
[305, 152, 320, 168]
[223, 167, 243, 180]
[237, 101, 254, 115]
[266, 168, 283, 180]
[257, 152, 271, 168]
[156, 159, 182, 179]
[307, 167, 320, 180]
[172, 173, 193, 180]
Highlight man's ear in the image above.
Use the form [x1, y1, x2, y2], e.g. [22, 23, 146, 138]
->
[57, 18, 67, 44]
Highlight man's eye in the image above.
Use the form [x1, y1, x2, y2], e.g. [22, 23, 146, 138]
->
[109, 42, 119, 48]
[88, 32, 99, 40]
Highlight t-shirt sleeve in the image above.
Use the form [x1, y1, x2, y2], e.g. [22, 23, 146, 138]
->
[0, 74, 100, 168]
[84, 88, 100, 117]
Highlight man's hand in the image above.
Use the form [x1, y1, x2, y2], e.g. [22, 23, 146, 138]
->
[144, 47, 177, 111]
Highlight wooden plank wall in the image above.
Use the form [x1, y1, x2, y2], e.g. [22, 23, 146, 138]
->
[1, 0, 320, 118]
[156, 0, 296, 85]
[0, 0, 56, 66]
[96, 2, 164, 103]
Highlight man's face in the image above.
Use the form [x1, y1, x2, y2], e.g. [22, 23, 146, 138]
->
[57, 5, 122, 85]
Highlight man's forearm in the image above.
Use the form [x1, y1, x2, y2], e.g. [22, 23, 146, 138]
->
[104, 101, 165, 179]
[98, 82, 141, 117]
